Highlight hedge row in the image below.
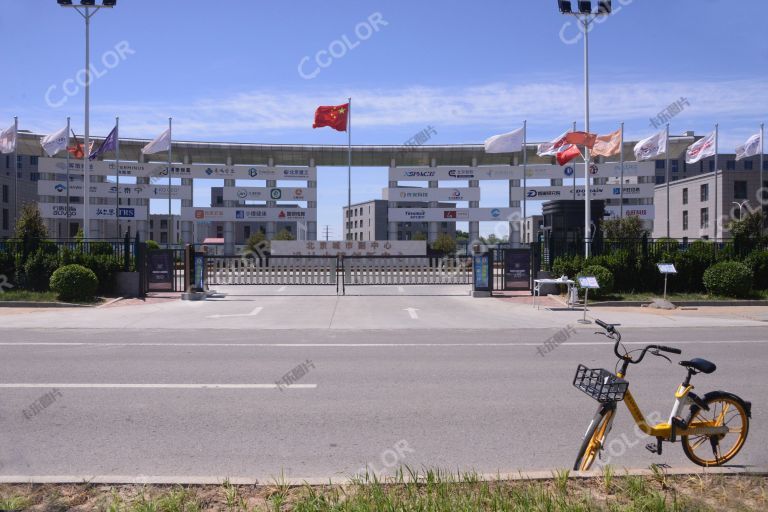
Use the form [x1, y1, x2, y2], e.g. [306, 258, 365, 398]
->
[553, 246, 768, 298]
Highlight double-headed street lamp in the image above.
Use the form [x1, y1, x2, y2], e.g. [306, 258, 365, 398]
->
[557, 1, 611, 258]
[57, 0, 116, 239]
[732, 200, 749, 220]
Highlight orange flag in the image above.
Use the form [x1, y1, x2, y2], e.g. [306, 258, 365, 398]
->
[556, 144, 582, 165]
[591, 128, 622, 157]
[564, 131, 597, 148]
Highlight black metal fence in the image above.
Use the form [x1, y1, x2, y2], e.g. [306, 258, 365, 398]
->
[0, 235, 137, 271]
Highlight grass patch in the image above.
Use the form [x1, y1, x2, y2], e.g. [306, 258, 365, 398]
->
[0, 471, 765, 511]
[587, 290, 768, 302]
[0, 289, 103, 304]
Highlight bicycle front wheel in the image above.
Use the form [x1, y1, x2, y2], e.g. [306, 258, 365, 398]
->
[574, 403, 615, 471]
[682, 391, 750, 467]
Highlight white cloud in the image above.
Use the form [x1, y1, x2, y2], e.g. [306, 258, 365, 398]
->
[8, 77, 767, 149]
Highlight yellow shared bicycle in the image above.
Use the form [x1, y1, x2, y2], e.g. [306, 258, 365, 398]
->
[573, 319, 751, 471]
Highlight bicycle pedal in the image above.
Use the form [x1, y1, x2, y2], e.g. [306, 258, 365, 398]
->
[645, 443, 658, 454]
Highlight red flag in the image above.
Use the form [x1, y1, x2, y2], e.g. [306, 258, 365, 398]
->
[313, 103, 349, 131]
[66, 129, 93, 159]
[557, 144, 581, 166]
[564, 131, 597, 148]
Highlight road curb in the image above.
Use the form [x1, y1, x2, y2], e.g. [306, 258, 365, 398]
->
[0, 301, 94, 308]
[547, 294, 768, 308]
[0, 466, 764, 486]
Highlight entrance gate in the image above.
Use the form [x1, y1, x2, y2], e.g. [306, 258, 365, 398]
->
[342, 255, 471, 294]
[206, 255, 338, 288]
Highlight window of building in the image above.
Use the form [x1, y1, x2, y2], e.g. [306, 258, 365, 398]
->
[655, 160, 665, 170]
[709, 161, 714, 171]
[2, 185, 7, 203]
[764, 161, 768, 171]
[2, 209, 7, 231]
[671, 160, 679, 173]
[734, 181, 748, 200]
[160, 219, 168, 229]
[30, 172, 39, 182]
[149, 219, 154, 229]
[216, 225, 223, 238]
[160, 232, 168, 244]
[16, 155, 22, 168]
[215, 195, 223, 205]
[700, 208, 709, 229]
[4, 155, 8, 168]
[726, 160, 735, 171]
[682, 210, 688, 231]
[744, 160, 753, 171]
[244, 226, 251, 239]
[682, 188, 688, 205]
[655, 176, 664, 185]
[30, 156, 38, 166]
[700, 184, 709, 201]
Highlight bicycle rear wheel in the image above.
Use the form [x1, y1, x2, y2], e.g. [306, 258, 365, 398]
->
[682, 391, 750, 467]
[574, 404, 615, 471]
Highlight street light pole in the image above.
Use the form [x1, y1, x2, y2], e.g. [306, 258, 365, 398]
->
[58, 1, 116, 239]
[558, 1, 611, 259]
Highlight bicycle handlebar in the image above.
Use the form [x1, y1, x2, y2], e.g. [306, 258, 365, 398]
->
[594, 319, 682, 364]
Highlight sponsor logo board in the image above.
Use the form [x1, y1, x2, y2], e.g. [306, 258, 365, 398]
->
[388, 207, 520, 222]
[39, 203, 148, 220]
[181, 207, 317, 222]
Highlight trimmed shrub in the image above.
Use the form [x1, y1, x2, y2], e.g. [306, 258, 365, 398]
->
[745, 250, 768, 290]
[22, 249, 60, 291]
[578, 264, 614, 298]
[703, 261, 753, 298]
[146, 240, 160, 251]
[552, 254, 584, 280]
[89, 241, 115, 256]
[50, 264, 98, 302]
[60, 249, 120, 295]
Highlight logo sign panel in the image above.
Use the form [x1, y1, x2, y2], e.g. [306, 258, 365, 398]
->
[223, 187, 315, 202]
[388, 207, 520, 222]
[39, 203, 148, 220]
[657, 263, 677, 274]
[181, 207, 316, 222]
[603, 205, 655, 220]
[386, 187, 480, 202]
[38, 180, 191, 200]
[271, 240, 426, 256]
[512, 183, 654, 201]
[519, 161, 655, 180]
[38, 157, 165, 178]
[389, 166, 514, 181]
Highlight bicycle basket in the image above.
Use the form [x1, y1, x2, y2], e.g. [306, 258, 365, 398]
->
[573, 364, 628, 402]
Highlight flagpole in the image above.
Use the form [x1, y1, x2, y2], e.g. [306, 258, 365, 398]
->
[665, 124, 670, 238]
[570, 121, 577, 200]
[347, 97, 352, 241]
[66, 117, 71, 234]
[168, 117, 172, 248]
[115, 116, 120, 237]
[761, 122, 765, 231]
[522, 120, 527, 242]
[13, 116, 18, 225]
[619, 122, 624, 219]
[714, 123, 719, 240]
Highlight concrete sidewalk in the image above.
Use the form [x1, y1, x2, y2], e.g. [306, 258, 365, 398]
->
[0, 284, 765, 330]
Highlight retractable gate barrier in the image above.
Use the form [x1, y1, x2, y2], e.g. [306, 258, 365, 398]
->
[341, 255, 471, 294]
[206, 255, 339, 290]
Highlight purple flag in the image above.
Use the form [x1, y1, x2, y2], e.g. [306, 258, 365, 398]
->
[89, 125, 118, 160]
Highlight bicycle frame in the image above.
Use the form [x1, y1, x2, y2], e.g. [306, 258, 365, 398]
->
[616, 370, 729, 440]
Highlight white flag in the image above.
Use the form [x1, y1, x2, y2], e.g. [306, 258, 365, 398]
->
[484, 127, 524, 153]
[633, 129, 667, 161]
[685, 131, 716, 164]
[537, 130, 571, 156]
[0, 123, 16, 154]
[735, 132, 761, 161]
[40, 125, 69, 157]
[141, 128, 171, 154]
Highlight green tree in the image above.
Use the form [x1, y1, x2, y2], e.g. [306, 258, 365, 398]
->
[728, 210, 764, 241]
[245, 231, 269, 255]
[14, 203, 48, 240]
[274, 229, 295, 241]
[602, 216, 647, 240]
[455, 230, 470, 242]
[412, 232, 427, 241]
[431, 233, 457, 254]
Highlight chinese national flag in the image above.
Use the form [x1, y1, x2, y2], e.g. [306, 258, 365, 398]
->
[556, 144, 582, 166]
[564, 131, 597, 148]
[67, 129, 92, 159]
[313, 103, 349, 131]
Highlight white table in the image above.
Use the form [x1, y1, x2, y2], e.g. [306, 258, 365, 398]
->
[533, 278, 576, 309]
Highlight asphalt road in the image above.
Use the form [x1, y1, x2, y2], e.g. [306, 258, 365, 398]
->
[1, 324, 766, 481]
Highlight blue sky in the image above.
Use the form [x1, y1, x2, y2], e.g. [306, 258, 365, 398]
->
[2, 0, 767, 237]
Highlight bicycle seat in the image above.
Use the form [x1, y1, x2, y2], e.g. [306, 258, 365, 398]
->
[679, 358, 716, 374]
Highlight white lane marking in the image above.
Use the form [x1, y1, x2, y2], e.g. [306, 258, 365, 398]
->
[277, 286, 286, 292]
[207, 307, 263, 319]
[0, 383, 317, 389]
[397, 286, 405, 293]
[404, 307, 419, 320]
[0, 340, 766, 348]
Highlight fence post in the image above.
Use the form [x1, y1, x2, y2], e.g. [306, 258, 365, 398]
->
[123, 231, 130, 272]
